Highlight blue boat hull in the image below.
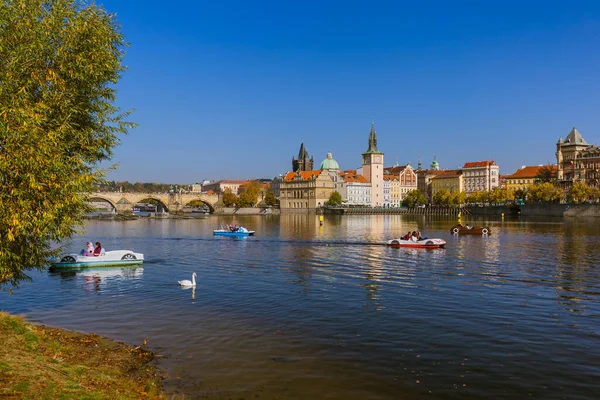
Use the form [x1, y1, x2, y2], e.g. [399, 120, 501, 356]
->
[213, 230, 255, 237]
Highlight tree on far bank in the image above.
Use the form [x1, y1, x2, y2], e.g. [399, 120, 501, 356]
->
[264, 191, 278, 206]
[1, 0, 134, 288]
[325, 191, 342, 206]
[238, 180, 261, 205]
[403, 190, 426, 207]
[535, 165, 557, 184]
[222, 188, 238, 207]
[433, 189, 450, 205]
[527, 182, 562, 203]
[567, 182, 590, 203]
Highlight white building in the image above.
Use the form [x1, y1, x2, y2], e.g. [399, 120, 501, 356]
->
[462, 160, 500, 194]
[338, 170, 371, 205]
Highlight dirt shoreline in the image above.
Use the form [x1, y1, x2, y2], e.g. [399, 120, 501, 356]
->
[0, 311, 166, 399]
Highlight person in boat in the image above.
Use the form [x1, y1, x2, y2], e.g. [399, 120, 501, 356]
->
[466, 224, 472, 229]
[402, 231, 411, 240]
[82, 241, 94, 256]
[93, 242, 104, 256]
[411, 231, 418, 241]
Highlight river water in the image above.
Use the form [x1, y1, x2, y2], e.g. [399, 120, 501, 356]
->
[2, 215, 599, 399]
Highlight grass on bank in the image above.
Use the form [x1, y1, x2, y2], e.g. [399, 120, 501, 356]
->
[0, 311, 165, 399]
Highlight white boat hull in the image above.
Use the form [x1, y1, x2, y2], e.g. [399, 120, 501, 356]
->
[386, 238, 446, 249]
[50, 250, 144, 270]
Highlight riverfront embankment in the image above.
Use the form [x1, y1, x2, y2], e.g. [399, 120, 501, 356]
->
[0, 312, 165, 399]
[85, 203, 600, 219]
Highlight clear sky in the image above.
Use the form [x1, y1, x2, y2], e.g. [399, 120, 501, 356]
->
[99, 0, 600, 183]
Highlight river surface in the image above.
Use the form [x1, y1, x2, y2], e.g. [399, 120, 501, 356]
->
[2, 215, 600, 399]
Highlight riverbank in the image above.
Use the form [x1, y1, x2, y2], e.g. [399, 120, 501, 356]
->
[0, 311, 165, 399]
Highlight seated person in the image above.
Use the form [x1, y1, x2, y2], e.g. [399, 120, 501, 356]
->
[402, 231, 411, 240]
[82, 241, 94, 256]
[93, 242, 104, 256]
[411, 231, 418, 241]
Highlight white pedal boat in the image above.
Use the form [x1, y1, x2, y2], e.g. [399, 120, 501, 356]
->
[50, 250, 144, 270]
[386, 238, 446, 249]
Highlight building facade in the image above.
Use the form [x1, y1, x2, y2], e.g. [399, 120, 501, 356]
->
[202, 180, 247, 195]
[417, 170, 445, 203]
[277, 170, 338, 212]
[384, 164, 417, 203]
[556, 127, 600, 189]
[505, 165, 556, 192]
[462, 160, 499, 194]
[431, 170, 464, 198]
[339, 170, 371, 205]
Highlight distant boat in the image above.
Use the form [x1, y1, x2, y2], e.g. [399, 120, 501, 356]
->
[213, 226, 255, 237]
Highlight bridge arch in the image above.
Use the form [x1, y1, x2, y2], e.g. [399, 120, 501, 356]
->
[133, 196, 170, 213]
[181, 199, 215, 213]
[88, 195, 118, 212]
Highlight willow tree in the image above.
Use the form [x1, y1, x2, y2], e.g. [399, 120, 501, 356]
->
[0, 0, 134, 287]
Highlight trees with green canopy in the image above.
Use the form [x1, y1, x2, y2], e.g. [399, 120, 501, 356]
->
[1, 0, 134, 287]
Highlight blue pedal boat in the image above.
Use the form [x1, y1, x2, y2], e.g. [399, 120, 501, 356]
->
[213, 226, 255, 237]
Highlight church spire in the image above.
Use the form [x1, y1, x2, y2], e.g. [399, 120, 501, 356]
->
[364, 122, 382, 154]
[298, 142, 307, 159]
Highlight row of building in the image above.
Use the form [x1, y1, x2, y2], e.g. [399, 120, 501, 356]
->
[270, 123, 503, 210]
[198, 125, 599, 211]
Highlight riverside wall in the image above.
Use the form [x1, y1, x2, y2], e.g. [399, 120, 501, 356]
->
[469, 204, 600, 218]
[217, 207, 280, 215]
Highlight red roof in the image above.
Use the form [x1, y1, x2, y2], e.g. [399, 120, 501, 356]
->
[463, 160, 496, 168]
[283, 170, 323, 182]
[431, 169, 462, 179]
[339, 171, 368, 183]
[505, 165, 556, 179]
[384, 165, 408, 174]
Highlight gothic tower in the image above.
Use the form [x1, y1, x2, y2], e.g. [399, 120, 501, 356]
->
[292, 142, 314, 172]
[361, 123, 384, 207]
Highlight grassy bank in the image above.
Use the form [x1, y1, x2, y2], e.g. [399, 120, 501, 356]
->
[0, 312, 165, 399]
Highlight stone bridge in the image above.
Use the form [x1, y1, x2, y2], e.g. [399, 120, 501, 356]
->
[88, 192, 220, 214]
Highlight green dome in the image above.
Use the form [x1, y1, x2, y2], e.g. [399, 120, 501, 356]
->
[320, 152, 340, 170]
[430, 155, 439, 170]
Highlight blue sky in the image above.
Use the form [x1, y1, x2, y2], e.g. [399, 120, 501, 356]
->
[99, 0, 600, 183]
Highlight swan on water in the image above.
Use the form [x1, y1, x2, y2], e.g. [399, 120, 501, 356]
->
[178, 272, 196, 287]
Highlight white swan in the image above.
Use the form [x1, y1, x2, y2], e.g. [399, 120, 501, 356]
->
[178, 272, 196, 287]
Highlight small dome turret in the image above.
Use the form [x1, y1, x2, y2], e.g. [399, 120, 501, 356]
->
[430, 154, 440, 170]
[319, 152, 340, 170]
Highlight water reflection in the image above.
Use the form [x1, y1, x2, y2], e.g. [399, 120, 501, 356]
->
[48, 266, 144, 294]
[181, 285, 196, 300]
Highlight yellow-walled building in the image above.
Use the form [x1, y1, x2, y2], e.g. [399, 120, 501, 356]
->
[505, 165, 556, 192]
[431, 170, 464, 197]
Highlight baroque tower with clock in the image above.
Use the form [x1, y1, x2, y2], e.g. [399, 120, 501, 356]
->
[361, 123, 384, 207]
